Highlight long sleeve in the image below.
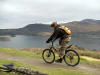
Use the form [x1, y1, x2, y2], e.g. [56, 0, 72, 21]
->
[46, 25, 65, 43]
[46, 31, 57, 42]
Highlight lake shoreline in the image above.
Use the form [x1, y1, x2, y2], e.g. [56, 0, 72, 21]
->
[0, 35, 100, 50]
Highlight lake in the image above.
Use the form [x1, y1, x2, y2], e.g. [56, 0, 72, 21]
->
[0, 35, 100, 50]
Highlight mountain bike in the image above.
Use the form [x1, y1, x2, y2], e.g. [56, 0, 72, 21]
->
[42, 41, 80, 66]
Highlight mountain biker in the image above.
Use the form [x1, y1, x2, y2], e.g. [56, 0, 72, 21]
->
[46, 22, 71, 63]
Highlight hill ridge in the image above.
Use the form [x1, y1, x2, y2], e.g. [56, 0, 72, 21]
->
[0, 19, 100, 35]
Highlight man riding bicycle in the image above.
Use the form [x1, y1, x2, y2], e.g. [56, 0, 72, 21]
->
[46, 22, 71, 63]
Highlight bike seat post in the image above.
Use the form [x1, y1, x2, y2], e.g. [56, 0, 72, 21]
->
[51, 41, 53, 47]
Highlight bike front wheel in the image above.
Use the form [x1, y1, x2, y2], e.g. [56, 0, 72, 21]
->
[42, 49, 55, 64]
[64, 50, 80, 66]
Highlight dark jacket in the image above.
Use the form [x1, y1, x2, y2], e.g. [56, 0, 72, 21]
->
[46, 25, 69, 43]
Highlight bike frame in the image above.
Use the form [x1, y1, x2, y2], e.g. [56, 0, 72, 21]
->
[49, 41, 58, 53]
[49, 41, 72, 53]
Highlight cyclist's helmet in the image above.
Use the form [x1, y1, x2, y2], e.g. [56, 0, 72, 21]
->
[51, 22, 57, 27]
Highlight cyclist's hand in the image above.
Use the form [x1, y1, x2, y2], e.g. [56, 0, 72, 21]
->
[46, 40, 50, 43]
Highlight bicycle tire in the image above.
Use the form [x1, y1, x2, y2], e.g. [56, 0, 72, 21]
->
[42, 49, 55, 64]
[64, 50, 80, 66]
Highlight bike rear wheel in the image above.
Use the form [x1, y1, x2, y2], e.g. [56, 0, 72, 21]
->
[64, 50, 80, 66]
[42, 49, 55, 64]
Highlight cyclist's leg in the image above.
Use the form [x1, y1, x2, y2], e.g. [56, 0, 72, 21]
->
[55, 36, 71, 63]
[55, 38, 69, 63]
[59, 36, 71, 58]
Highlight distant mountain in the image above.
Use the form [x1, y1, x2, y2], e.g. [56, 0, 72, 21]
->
[63, 19, 100, 32]
[18, 24, 52, 36]
[0, 24, 52, 36]
[82, 19, 100, 24]
[21, 24, 52, 32]
[0, 19, 100, 36]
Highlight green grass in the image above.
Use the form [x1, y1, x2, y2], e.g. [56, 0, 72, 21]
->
[0, 47, 42, 58]
[71, 46, 100, 59]
[0, 59, 93, 75]
[0, 47, 100, 65]
[78, 50, 100, 59]
[0, 47, 99, 75]
[80, 57, 100, 66]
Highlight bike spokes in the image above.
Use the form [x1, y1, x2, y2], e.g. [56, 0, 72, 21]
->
[42, 49, 55, 64]
[64, 50, 80, 66]
[45, 51, 53, 60]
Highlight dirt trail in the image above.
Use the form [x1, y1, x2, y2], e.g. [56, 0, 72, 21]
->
[0, 52, 100, 75]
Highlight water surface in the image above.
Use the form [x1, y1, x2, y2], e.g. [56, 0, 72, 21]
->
[0, 35, 100, 50]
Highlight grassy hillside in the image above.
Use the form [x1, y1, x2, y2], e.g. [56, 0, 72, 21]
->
[0, 47, 100, 64]
[0, 60, 91, 75]
[0, 47, 100, 75]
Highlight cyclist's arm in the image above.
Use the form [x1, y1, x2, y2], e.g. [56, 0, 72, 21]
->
[46, 27, 61, 43]
[46, 32, 56, 43]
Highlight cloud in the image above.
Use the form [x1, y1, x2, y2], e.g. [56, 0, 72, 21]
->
[0, 0, 100, 29]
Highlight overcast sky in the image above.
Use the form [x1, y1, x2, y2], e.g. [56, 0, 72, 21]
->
[0, 0, 100, 29]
